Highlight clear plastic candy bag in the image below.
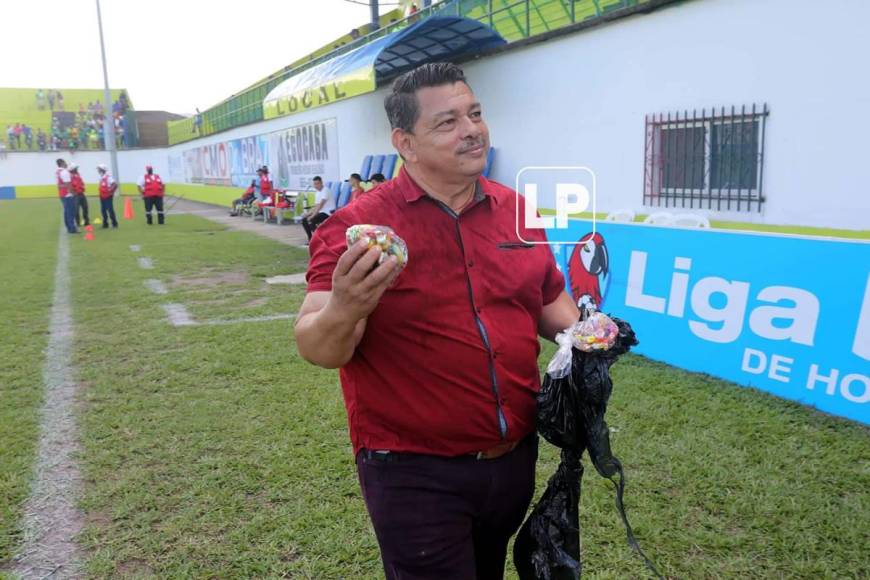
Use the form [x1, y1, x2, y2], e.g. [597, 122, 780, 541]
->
[345, 224, 409, 269]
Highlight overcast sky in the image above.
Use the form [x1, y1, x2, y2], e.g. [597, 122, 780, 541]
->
[2, 0, 405, 115]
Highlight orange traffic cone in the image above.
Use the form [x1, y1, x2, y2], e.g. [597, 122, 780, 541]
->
[84, 224, 94, 232]
[84, 231, 95, 241]
[123, 197, 134, 220]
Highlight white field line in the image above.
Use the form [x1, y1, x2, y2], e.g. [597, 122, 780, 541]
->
[9, 228, 85, 579]
[161, 302, 295, 327]
[161, 303, 195, 327]
[143, 279, 168, 295]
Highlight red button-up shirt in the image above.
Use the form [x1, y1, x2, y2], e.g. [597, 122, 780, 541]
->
[306, 167, 565, 457]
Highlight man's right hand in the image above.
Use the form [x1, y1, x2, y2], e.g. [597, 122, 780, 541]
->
[326, 240, 400, 325]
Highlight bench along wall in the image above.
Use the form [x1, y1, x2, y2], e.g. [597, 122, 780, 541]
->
[548, 221, 870, 425]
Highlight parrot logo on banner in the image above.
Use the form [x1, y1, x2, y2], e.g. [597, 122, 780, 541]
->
[567, 232, 610, 309]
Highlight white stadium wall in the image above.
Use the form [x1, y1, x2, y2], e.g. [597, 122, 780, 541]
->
[0, 149, 169, 187]
[3, 0, 867, 229]
[464, 0, 870, 229]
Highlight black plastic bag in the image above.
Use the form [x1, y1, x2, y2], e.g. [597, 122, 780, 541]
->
[513, 449, 583, 580]
[515, 316, 660, 579]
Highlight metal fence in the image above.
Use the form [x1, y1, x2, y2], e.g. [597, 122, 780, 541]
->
[643, 104, 769, 212]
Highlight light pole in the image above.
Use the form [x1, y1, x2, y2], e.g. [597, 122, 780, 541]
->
[370, 0, 380, 32]
[95, 0, 120, 188]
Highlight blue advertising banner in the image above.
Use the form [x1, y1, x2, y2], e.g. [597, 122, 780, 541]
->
[547, 221, 870, 425]
[228, 135, 268, 187]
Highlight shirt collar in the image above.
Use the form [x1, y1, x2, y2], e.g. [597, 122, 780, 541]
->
[397, 165, 499, 207]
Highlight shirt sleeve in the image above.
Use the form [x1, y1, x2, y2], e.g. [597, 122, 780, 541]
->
[541, 247, 566, 306]
[137, 176, 145, 188]
[59, 169, 70, 181]
[305, 210, 353, 293]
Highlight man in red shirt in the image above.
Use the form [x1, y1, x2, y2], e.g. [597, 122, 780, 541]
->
[295, 63, 579, 578]
[137, 165, 166, 225]
[69, 163, 90, 227]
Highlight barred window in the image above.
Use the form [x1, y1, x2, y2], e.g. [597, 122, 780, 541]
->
[644, 104, 768, 212]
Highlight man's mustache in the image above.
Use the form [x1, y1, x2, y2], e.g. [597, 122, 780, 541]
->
[457, 139, 486, 154]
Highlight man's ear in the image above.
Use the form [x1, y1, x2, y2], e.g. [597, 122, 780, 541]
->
[391, 128, 417, 164]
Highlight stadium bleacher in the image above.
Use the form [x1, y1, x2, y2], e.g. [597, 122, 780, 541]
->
[167, 0, 645, 145]
[0, 88, 132, 151]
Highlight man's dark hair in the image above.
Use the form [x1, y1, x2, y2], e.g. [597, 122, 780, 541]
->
[349, 173, 362, 182]
[312, 176, 322, 182]
[385, 62, 469, 133]
[56, 158, 65, 167]
[370, 173, 386, 183]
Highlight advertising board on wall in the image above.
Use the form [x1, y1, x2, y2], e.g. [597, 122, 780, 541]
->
[179, 118, 339, 190]
[548, 221, 870, 425]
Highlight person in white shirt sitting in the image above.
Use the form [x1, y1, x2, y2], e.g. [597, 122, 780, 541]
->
[301, 176, 336, 242]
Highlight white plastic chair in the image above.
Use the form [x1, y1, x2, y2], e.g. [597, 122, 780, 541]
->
[605, 209, 636, 223]
[671, 213, 711, 228]
[642, 211, 674, 226]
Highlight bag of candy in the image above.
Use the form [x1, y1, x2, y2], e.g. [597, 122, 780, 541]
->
[345, 224, 409, 269]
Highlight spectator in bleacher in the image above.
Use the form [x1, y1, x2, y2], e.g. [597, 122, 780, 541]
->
[13, 123, 22, 149]
[192, 108, 203, 135]
[56, 91, 64, 111]
[301, 176, 335, 242]
[137, 165, 166, 225]
[119, 91, 130, 112]
[48, 90, 56, 111]
[119, 115, 128, 147]
[88, 128, 99, 150]
[36, 89, 46, 110]
[69, 164, 90, 227]
[56, 159, 77, 234]
[6, 125, 15, 150]
[97, 164, 118, 229]
[296, 62, 579, 579]
[37, 129, 47, 151]
[348, 173, 364, 203]
[369, 173, 386, 186]
[23, 125, 33, 150]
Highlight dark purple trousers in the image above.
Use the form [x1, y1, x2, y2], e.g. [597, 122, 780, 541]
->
[356, 435, 538, 580]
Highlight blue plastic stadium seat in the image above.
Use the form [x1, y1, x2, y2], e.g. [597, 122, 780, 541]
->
[483, 146, 496, 178]
[337, 182, 352, 209]
[369, 155, 385, 178]
[382, 154, 399, 179]
[359, 155, 373, 181]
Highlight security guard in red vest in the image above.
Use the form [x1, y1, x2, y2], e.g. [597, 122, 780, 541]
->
[137, 165, 166, 225]
[69, 163, 90, 227]
[97, 164, 119, 228]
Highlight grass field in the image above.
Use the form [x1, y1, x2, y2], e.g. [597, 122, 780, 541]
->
[1, 198, 868, 578]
